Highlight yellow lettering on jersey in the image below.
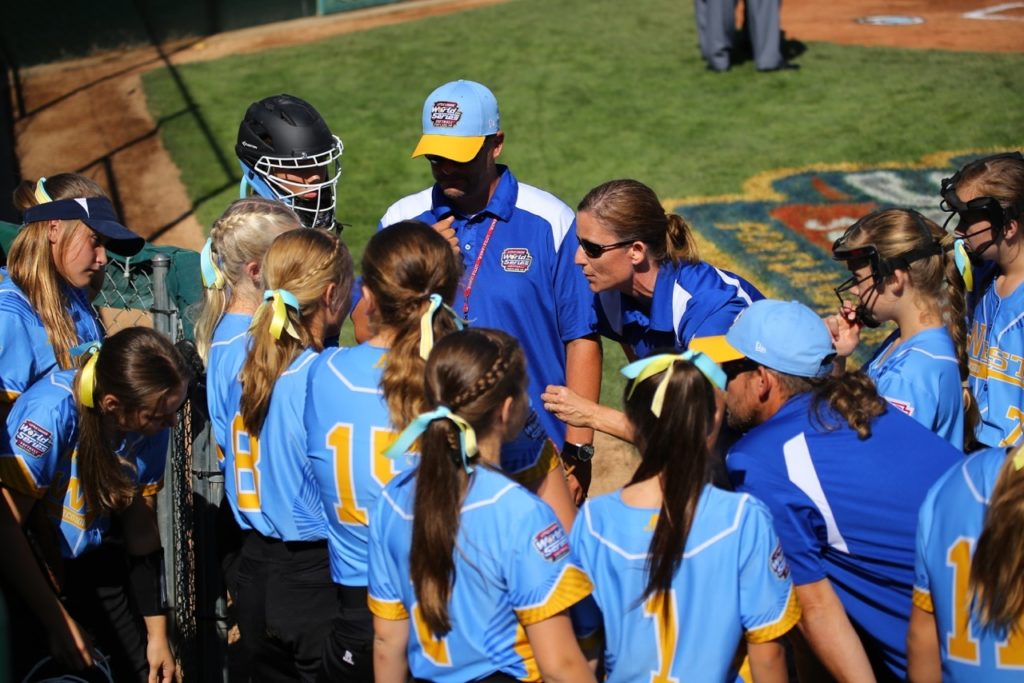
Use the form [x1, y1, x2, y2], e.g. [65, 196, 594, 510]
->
[968, 322, 987, 366]
[998, 631, 1024, 668]
[999, 407, 1024, 448]
[231, 414, 261, 512]
[328, 424, 400, 526]
[947, 538, 979, 663]
[643, 590, 680, 683]
[412, 603, 451, 667]
[946, 537, 1024, 667]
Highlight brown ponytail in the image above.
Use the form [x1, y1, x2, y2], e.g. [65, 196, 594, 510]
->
[76, 327, 190, 513]
[969, 445, 1024, 633]
[363, 221, 464, 428]
[239, 229, 352, 434]
[623, 361, 716, 605]
[411, 329, 526, 636]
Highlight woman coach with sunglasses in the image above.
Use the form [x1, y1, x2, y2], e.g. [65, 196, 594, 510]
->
[542, 179, 762, 441]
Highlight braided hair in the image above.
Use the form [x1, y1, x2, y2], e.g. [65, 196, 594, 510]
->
[410, 328, 527, 636]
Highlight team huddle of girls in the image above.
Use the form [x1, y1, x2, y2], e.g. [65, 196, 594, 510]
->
[0, 148, 1022, 683]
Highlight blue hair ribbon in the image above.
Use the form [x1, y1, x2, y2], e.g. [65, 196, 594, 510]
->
[385, 405, 478, 474]
[200, 238, 226, 290]
[263, 289, 301, 340]
[621, 350, 727, 417]
[419, 294, 465, 359]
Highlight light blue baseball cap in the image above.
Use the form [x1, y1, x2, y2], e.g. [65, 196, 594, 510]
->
[411, 80, 501, 163]
[689, 299, 835, 378]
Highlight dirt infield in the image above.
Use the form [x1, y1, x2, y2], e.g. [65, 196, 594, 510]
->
[10, 0, 1022, 494]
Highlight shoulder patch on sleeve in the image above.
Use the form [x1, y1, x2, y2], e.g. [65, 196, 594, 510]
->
[14, 420, 52, 458]
[884, 396, 914, 416]
[533, 522, 570, 562]
[770, 540, 791, 580]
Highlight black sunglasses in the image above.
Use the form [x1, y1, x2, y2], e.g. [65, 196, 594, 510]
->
[577, 236, 634, 259]
[721, 358, 761, 383]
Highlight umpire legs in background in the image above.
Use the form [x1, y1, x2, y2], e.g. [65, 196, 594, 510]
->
[318, 585, 374, 682]
[235, 533, 336, 682]
[744, 0, 786, 70]
[693, 0, 735, 71]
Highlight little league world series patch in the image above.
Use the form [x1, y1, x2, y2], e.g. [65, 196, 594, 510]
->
[430, 101, 462, 128]
[668, 149, 1016, 362]
[533, 522, 570, 562]
[15, 420, 52, 458]
[501, 247, 532, 272]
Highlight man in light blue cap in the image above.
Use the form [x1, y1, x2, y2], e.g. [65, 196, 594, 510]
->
[690, 299, 960, 683]
[373, 80, 602, 501]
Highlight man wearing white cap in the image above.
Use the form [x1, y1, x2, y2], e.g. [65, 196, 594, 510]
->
[690, 299, 960, 683]
[376, 80, 602, 499]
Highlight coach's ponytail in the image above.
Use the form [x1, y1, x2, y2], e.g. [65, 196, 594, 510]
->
[622, 359, 716, 605]
[9, 173, 109, 370]
[969, 446, 1024, 633]
[411, 329, 526, 636]
[578, 179, 698, 265]
[239, 229, 352, 434]
[363, 221, 463, 428]
[75, 328, 190, 514]
[193, 198, 301, 361]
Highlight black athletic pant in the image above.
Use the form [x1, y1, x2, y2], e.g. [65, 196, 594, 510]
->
[234, 532, 335, 683]
[317, 585, 373, 683]
[6, 540, 149, 682]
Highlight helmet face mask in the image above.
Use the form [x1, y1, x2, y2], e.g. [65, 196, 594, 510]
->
[236, 94, 343, 230]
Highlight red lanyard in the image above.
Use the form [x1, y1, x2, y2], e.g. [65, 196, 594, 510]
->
[462, 217, 499, 320]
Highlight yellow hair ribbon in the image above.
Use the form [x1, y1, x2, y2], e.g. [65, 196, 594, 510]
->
[385, 406, 478, 473]
[263, 289, 301, 341]
[953, 239, 974, 292]
[621, 351, 727, 417]
[78, 344, 101, 408]
[1012, 444, 1024, 472]
[34, 177, 52, 204]
[419, 293, 465, 360]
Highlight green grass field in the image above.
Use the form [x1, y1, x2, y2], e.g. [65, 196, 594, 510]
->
[142, 0, 1024, 403]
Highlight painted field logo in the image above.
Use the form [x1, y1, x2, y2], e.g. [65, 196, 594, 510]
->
[668, 150, 1011, 361]
[501, 247, 532, 272]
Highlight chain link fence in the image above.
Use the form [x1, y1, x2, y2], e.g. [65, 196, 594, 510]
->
[96, 248, 226, 681]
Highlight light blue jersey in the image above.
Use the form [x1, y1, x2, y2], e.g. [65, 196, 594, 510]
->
[306, 344, 565, 587]
[867, 327, 964, 448]
[305, 343, 413, 586]
[0, 268, 102, 403]
[914, 447, 1024, 680]
[368, 466, 592, 682]
[570, 486, 799, 682]
[223, 348, 326, 541]
[967, 268, 1024, 447]
[0, 370, 167, 558]
[206, 313, 251, 468]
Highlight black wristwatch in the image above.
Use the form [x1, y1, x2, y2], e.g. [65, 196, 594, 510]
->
[561, 442, 595, 463]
